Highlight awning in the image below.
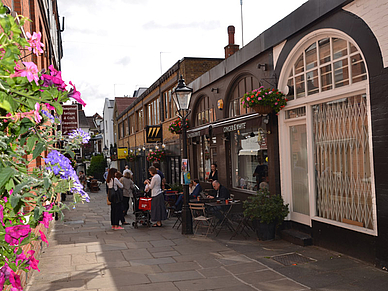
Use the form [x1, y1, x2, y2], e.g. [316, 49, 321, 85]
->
[187, 124, 211, 138]
[211, 113, 262, 135]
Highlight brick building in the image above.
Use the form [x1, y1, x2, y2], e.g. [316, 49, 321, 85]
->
[115, 57, 223, 186]
[186, 0, 388, 268]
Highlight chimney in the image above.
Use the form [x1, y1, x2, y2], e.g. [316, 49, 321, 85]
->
[224, 25, 239, 59]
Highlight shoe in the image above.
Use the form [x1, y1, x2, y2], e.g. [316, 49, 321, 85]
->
[111, 226, 115, 230]
[115, 226, 124, 230]
[152, 223, 162, 227]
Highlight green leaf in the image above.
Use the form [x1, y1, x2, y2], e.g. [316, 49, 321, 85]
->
[0, 167, 15, 189]
[0, 99, 11, 111]
[32, 142, 45, 160]
[33, 206, 43, 221]
[10, 193, 22, 208]
[53, 102, 63, 115]
[27, 136, 38, 152]
[44, 177, 51, 190]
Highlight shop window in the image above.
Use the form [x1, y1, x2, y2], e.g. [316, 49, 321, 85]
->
[147, 99, 160, 126]
[195, 135, 216, 182]
[231, 126, 268, 191]
[163, 89, 176, 120]
[228, 76, 258, 117]
[286, 37, 366, 100]
[195, 96, 214, 126]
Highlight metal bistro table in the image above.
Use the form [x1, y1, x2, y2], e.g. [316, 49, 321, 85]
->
[205, 200, 241, 236]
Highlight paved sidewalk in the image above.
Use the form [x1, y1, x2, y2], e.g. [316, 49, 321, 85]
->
[26, 186, 388, 291]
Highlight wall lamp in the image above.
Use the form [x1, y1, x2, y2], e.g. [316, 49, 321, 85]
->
[257, 64, 267, 71]
[211, 88, 219, 93]
[263, 115, 269, 124]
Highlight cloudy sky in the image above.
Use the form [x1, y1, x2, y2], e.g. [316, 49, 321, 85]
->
[57, 0, 307, 116]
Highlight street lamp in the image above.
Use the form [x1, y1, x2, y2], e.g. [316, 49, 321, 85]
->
[172, 75, 193, 235]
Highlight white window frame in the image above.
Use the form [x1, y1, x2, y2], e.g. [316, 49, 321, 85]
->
[278, 29, 377, 236]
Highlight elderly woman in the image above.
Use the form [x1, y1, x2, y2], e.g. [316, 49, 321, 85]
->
[120, 171, 134, 216]
[144, 166, 167, 227]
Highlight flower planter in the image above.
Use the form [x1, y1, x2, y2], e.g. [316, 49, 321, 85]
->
[253, 104, 273, 114]
[252, 219, 276, 241]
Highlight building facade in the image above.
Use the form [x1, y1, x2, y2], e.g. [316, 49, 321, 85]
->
[187, 0, 388, 268]
[115, 57, 223, 186]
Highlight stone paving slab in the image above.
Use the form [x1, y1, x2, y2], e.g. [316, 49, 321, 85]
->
[26, 188, 388, 291]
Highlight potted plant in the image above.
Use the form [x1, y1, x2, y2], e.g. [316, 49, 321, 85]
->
[241, 86, 288, 114]
[168, 118, 189, 134]
[243, 188, 289, 240]
[146, 149, 165, 163]
[126, 151, 137, 162]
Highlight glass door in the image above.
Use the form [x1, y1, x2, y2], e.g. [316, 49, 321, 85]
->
[289, 124, 310, 218]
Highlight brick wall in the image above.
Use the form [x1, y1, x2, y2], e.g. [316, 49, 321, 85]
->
[344, 0, 388, 68]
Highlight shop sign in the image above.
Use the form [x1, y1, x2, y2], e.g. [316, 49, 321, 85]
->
[61, 105, 78, 135]
[146, 125, 162, 143]
[223, 122, 246, 133]
[187, 131, 201, 138]
[117, 147, 128, 160]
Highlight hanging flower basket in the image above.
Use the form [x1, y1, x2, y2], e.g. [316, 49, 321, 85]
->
[168, 118, 189, 134]
[147, 149, 165, 163]
[241, 86, 288, 114]
[126, 151, 138, 162]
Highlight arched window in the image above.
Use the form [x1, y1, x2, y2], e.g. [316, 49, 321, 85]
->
[279, 31, 375, 234]
[286, 37, 367, 99]
[195, 96, 214, 126]
[228, 76, 259, 117]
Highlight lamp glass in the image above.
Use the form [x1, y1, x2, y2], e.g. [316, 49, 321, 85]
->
[173, 76, 193, 111]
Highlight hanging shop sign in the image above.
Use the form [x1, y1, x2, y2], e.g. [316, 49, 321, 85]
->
[61, 105, 79, 135]
[117, 147, 128, 160]
[146, 125, 163, 143]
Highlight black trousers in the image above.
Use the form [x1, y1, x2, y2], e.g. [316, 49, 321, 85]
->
[123, 196, 130, 215]
[111, 202, 125, 225]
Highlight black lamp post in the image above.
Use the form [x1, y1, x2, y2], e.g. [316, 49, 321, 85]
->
[172, 75, 193, 235]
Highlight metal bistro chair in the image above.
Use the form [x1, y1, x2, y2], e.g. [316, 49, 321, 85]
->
[189, 203, 215, 237]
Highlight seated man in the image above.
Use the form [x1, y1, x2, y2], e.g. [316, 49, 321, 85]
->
[207, 180, 230, 200]
[174, 179, 202, 210]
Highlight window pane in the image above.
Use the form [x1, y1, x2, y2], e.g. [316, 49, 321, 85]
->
[320, 64, 332, 92]
[332, 38, 347, 60]
[295, 75, 305, 98]
[287, 78, 295, 100]
[319, 38, 331, 64]
[305, 42, 317, 70]
[351, 53, 367, 83]
[307, 69, 319, 95]
[349, 42, 358, 54]
[334, 59, 349, 88]
[295, 53, 304, 74]
[231, 127, 268, 191]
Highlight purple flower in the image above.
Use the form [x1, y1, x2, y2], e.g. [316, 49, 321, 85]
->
[68, 128, 90, 144]
[41, 109, 55, 123]
[5, 225, 31, 246]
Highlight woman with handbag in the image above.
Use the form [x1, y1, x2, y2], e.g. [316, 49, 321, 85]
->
[144, 166, 167, 227]
[106, 168, 127, 230]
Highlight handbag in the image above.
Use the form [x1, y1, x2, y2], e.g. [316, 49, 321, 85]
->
[139, 197, 152, 210]
[107, 195, 111, 205]
[108, 179, 124, 204]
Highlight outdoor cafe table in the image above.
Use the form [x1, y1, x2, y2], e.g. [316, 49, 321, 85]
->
[205, 200, 241, 236]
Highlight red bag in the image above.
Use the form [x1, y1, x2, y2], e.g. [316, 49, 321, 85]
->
[139, 197, 152, 210]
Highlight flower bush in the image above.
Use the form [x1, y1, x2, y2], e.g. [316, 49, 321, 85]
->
[147, 149, 165, 163]
[241, 86, 288, 113]
[168, 118, 189, 134]
[0, 5, 88, 290]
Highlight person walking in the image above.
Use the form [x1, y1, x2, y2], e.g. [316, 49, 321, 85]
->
[103, 167, 109, 194]
[120, 171, 134, 216]
[106, 168, 125, 230]
[144, 166, 167, 227]
[78, 171, 87, 191]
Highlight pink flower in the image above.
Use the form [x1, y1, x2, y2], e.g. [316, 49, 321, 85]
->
[68, 81, 86, 107]
[45, 103, 55, 111]
[9, 189, 13, 195]
[258, 97, 262, 101]
[11, 62, 40, 85]
[34, 103, 42, 123]
[39, 230, 49, 246]
[275, 102, 278, 105]
[5, 225, 31, 246]
[26, 32, 44, 56]
[8, 270, 21, 290]
[40, 211, 53, 228]
[247, 97, 250, 101]
[27, 250, 40, 272]
[41, 65, 67, 91]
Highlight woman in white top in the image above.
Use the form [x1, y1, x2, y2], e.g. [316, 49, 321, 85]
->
[144, 166, 167, 227]
[106, 168, 125, 230]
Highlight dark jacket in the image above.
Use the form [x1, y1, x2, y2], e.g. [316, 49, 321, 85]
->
[216, 185, 230, 200]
